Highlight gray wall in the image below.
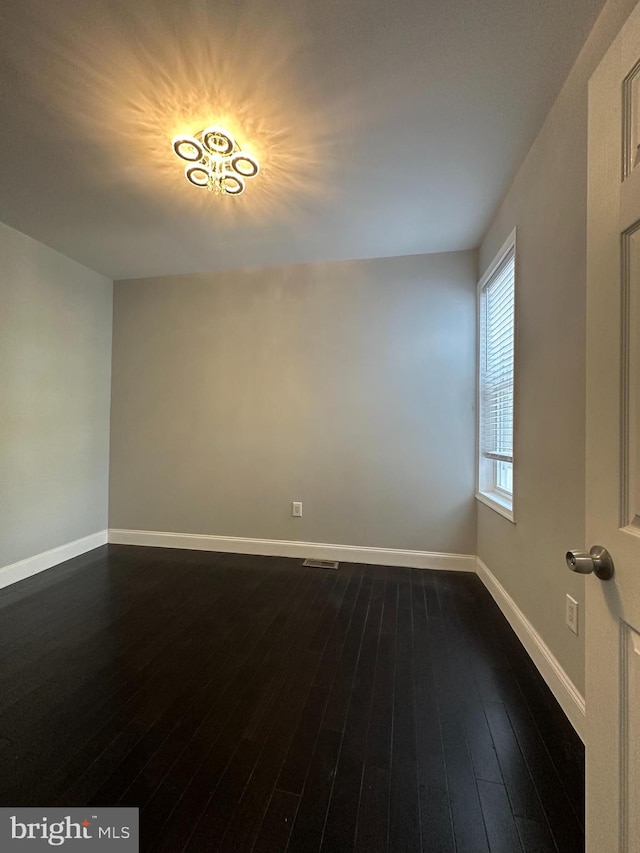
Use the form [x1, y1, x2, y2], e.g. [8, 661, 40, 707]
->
[0, 221, 113, 567]
[477, 0, 638, 695]
[109, 252, 477, 554]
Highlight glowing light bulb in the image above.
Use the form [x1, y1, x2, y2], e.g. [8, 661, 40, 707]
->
[185, 165, 210, 188]
[221, 174, 245, 195]
[201, 127, 235, 156]
[231, 152, 260, 178]
[173, 127, 259, 195]
[172, 136, 204, 162]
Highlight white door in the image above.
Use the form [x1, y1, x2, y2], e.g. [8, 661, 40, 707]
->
[585, 3, 640, 850]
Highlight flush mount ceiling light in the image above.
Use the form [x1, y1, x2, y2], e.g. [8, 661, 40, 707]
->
[172, 127, 259, 196]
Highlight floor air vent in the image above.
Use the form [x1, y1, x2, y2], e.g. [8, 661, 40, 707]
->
[302, 558, 339, 570]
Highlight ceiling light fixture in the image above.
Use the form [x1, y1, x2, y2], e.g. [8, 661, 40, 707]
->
[172, 127, 259, 196]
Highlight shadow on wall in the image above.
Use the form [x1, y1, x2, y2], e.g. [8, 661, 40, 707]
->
[4, 0, 358, 223]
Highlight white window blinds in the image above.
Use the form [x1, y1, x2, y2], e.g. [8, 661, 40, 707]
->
[480, 250, 515, 465]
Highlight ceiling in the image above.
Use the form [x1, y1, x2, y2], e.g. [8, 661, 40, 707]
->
[0, 0, 605, 280]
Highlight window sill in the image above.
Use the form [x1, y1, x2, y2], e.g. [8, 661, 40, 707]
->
[476, 490, 515, 523]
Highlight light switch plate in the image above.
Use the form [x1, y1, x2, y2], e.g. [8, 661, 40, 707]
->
[566, 594, 579, 635]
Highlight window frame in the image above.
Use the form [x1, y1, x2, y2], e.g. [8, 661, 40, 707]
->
[476, 229, 517, 523]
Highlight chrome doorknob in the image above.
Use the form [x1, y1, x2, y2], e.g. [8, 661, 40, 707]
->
[566, 546, 614, 580]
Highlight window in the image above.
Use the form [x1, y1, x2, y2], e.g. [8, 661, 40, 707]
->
[477, 232, 515, 520]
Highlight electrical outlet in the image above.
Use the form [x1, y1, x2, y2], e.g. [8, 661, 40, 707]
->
[566, 594, 579, 635]
[292, 501, 303, 518]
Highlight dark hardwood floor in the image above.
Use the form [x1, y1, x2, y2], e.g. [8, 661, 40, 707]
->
[0, 545, 584, 852]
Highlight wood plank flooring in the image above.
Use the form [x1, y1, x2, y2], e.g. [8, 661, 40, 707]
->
[0, 545, 584, 852]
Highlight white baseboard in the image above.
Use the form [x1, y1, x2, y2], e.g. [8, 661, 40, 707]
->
[0, 530, 108, 592]
[107, 528, 477, 573]
[476, 557, 586, 742]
